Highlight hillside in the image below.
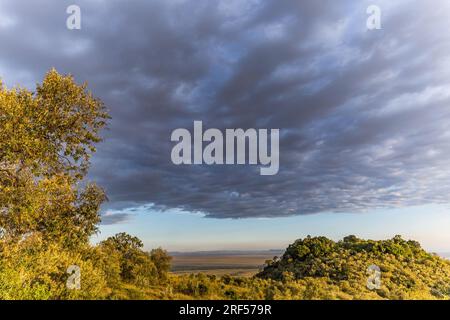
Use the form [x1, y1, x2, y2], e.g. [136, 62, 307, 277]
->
[255, 235, 450, 299]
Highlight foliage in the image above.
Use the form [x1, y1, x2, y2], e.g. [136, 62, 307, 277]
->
[0, 69, 109, 247]
[256, 235, 450, 299]
[0, 233, 109, 299]
[99, 233, 164, 288]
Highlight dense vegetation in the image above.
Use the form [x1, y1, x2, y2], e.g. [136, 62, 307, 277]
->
[256, 235, 450, 299]
[0, 70, 171, 299]
[1, 70, 449, 300]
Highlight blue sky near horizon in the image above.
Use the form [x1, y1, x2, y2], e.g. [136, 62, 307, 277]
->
[93, 203, 450, 252]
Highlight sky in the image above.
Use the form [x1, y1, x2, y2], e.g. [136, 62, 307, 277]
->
[95, 204, 450, 253]
[1, 0, 450, 251]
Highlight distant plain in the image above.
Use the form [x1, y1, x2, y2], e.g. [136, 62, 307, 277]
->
[170, 250, 284, 277]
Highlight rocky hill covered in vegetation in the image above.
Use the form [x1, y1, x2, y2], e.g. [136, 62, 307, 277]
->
[255, 235, 450, 299]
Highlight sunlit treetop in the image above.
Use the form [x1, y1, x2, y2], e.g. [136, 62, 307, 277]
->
[0, 70, 110, 245]
[0, 69, 110, 180]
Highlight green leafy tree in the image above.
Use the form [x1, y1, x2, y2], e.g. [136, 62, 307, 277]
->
[0, 69, 109, 247]
[99, 233, 158, 286]
[0, 69, 111, 299]
[150, 248, 172, 282]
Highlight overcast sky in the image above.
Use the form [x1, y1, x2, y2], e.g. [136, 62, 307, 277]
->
[1, 0, 450, 249]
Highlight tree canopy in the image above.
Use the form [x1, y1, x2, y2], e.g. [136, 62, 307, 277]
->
[0, 69, 109, 246]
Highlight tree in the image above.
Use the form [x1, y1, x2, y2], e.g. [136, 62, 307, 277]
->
[0, 69, 109, 247]
[99, 233, 158, 286]
[100, 232, 144, 253]
[150, 248, 172, 282]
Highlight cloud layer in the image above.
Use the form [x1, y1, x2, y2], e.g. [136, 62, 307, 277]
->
[2, 0, 450, 222]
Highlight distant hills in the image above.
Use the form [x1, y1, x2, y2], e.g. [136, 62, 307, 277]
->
[169, 249, 284, 256]
[170, 249, 450, 259]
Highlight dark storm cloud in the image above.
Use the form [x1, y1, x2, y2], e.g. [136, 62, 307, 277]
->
[100, 212, 131, 226]
[2, 0, 450, 221]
